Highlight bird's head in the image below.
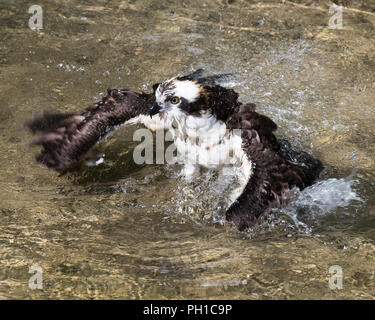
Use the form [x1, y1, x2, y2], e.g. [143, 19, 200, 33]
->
[149, 69, 239, 122]
[149, 77, 204, 118]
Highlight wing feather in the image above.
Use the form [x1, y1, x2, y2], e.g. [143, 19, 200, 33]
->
[25, 88, 155, 174]
[225, 103, 323, 230]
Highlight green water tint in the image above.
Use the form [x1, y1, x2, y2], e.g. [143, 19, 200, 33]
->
[0, 0, 375, 299]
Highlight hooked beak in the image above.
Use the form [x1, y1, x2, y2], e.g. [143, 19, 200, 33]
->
[149, 102, 161, 118]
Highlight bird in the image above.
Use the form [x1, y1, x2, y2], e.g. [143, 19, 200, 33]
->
[25, 68, 323, 231]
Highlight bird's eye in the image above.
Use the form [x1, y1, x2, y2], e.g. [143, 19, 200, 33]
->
[171, 97, 180, 104]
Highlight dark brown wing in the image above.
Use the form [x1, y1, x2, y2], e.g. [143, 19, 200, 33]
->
[225, 103, 323, 231]
[26, 88, 155, 174]
[203, 83, 241, 122]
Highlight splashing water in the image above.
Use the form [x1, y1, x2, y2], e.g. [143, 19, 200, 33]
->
[162, 163, 362, 236]
[293, 177, 362, 216]
[277, 175, 363, 234]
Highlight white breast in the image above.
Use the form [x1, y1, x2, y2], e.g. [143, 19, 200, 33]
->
[128, 110, 253, 208]
[163, 109, 253, 205]
[163, 110, 239, 166]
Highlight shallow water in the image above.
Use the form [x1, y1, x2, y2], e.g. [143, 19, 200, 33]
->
[1, 0, 375, 299]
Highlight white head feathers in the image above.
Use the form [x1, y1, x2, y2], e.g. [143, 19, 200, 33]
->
[155, 78, 201, 104]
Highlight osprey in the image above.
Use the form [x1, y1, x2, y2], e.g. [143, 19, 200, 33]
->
[26, 69, 322, 231]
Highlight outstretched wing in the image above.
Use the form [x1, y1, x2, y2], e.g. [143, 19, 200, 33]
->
[25, 88, 155, 174]
[225, 103, 323, 231]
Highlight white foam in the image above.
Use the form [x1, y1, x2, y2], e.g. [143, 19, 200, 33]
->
[295, 177, 362, 215]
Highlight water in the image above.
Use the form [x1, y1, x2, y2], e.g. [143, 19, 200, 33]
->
[1, 0, 375, 299]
